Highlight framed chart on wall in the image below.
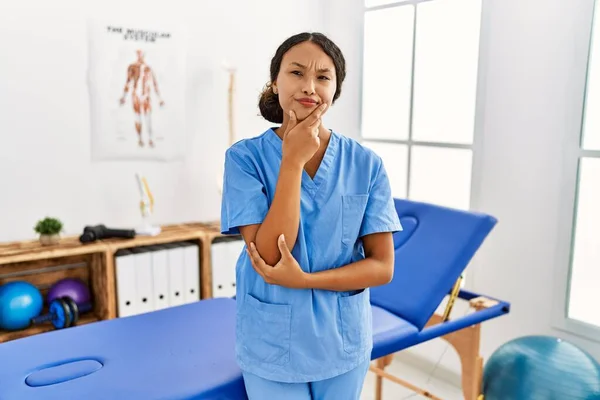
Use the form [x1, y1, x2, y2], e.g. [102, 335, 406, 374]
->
[87, 19, 187, 161]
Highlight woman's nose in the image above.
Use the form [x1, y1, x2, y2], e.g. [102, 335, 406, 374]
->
[302, 78, 316, 95]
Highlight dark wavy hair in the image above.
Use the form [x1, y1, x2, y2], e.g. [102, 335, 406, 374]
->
[258, 32, 346, 124]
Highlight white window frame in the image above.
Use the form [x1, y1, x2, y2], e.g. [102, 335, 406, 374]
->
[552, 0, 600, 343]
[358, 0, 491, 288]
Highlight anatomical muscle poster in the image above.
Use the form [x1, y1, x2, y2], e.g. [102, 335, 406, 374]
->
[87, 19, 186, 161]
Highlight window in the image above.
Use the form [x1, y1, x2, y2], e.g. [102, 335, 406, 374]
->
[568, 159, 600, 328]
[360, 0, 483, 211]
[563, 0, 600, 332]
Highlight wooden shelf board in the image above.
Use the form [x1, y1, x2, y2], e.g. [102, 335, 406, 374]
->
[102, 230, 204, 251]
[0, 238, 106, 266]
[0, 221, 222, 265]
[0, 314, 99, 343]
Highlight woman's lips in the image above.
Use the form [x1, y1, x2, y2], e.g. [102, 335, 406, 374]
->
[296, 98, 318, 107]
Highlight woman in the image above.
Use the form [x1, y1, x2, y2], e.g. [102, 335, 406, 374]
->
[220, 32, 402, 399]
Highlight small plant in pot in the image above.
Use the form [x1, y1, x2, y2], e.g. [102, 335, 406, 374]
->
[34, 217, 63, 245]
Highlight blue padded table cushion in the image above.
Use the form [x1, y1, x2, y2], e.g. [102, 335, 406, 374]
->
[0, 298, 246, 400]
[371, 289, 510, 359]
[371, 305, 419, 360]
[370, 198, 497, 330]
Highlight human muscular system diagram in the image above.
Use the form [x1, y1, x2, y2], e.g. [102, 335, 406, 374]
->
[119, 50, 164, 147]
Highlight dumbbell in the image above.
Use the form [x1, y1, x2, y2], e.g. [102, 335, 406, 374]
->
[31, 297, 92, 329]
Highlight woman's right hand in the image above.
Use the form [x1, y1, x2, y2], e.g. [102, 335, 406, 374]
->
[281, 103, 328, 168]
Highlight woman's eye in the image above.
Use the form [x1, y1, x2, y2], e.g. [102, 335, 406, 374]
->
[291, 71, 302, 76]
[319, 76, 331, 80]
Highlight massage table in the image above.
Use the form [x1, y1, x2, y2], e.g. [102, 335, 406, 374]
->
[0, 199, 510, 400]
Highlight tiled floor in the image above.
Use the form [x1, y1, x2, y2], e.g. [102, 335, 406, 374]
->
[360, 357, 464, 400]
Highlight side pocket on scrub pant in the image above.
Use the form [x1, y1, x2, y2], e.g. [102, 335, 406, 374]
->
[338, 289, 370, 354]
[238, 293, 292, 366]
[342, 194, 369, 247]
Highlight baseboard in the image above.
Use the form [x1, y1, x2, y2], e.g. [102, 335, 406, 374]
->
[393, 350, 462, 389]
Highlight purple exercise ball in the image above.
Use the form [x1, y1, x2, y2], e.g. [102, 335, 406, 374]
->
[47, 278, 91, 305]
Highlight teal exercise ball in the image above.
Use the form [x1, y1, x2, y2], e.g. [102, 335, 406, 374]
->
[0, 281, 43, 331]
[483, 335, 600, 400]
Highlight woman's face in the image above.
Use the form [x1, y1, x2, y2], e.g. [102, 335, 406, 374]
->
[274, 41, 336, 122]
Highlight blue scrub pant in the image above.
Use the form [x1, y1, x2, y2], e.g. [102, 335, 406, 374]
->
[242, 359, 370, 400]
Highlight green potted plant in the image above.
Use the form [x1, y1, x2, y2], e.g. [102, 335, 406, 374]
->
[34, 217, 63, 245]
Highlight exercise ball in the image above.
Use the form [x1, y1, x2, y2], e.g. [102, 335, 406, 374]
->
[0, 281, 43, 331]
[47, 278, 91, 305]
[483, 335, 600, 399]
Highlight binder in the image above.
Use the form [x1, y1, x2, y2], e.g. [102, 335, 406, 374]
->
[115, 249, 138, 317]
[129, 246, 155, 315]
[165, 243, 186, 307]
[211, 240, 225, 298]
[181, 242, 200, 303]
[225, 239, 244, 297]
[211, 236, 243, 298]
[149, 244, 170, 311]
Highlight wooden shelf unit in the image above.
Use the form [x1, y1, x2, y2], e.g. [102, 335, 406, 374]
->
[0, 222, 226, 343]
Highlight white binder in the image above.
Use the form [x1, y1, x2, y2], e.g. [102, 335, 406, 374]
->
[165, 243, 186, 307]
[115, 249, 138, 317]
[211, 237, 243, 298]
[149, 245, 170, 311]
[182, 242, 200, 303]
[211, 240, 226, 298]
[225, 239, 244, 297]
[130, 247, 155, 315]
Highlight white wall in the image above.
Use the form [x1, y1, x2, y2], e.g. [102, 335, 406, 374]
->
[323, 0, 600, 383]
[0, 0, 324, 242]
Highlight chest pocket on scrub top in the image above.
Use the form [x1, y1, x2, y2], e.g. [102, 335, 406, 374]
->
[341, 194, 369, 247]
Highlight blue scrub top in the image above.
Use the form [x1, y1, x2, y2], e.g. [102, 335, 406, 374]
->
[221, 128, 402, 383]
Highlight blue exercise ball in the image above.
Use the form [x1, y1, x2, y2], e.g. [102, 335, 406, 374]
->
[483, 335, 600, 400]
[0, 281, 43, 331]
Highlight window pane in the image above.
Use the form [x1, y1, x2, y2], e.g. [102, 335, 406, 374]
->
[365, 0, 402, 7]
[568, 157, 600, 327]
[409, 146, 472, 210]
[412, 0, 482, 145]
[361, 6, 414, 141]
[582, 4, 600, 150]
[362, 141, 408, 199]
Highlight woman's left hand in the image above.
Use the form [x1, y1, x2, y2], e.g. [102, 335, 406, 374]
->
[247, 234, 308, 289]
